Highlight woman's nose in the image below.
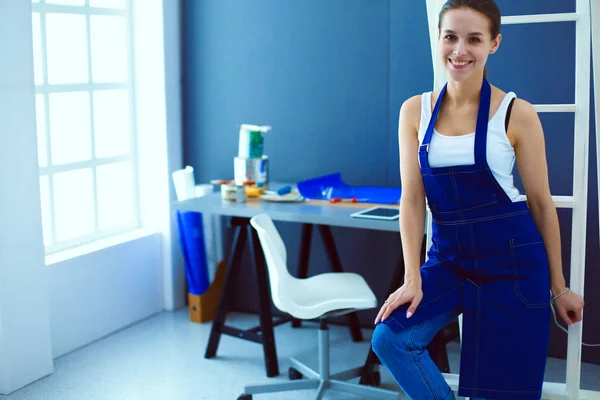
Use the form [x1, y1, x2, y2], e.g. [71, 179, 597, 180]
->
[453, 42, 467, 56]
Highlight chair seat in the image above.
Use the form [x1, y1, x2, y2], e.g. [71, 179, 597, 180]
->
[284, 272, 377, 320]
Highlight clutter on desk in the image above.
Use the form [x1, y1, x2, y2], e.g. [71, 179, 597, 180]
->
[212, 179, 264, 199]
[220, 182, 247, 203]
[259, 189, 304, 202]
[172, 165, 196, 201]
[329, 197, 368, 203]
[233, 123, 271, 191]
[265, 185, 292, 196]
[238, 124, 271, 158]
[297, 172, 401, 204]
[234, 156, 268, 188]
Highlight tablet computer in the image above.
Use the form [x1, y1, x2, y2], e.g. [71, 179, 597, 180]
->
[350, 206, 399, 220]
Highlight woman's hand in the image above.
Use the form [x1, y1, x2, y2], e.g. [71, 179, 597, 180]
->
[553, 289, 584, 327]
[374, 278, 423, 325]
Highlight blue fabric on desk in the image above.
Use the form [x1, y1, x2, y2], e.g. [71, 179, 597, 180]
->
[297, 172, 401, 204]
[176, 211, 210, 295]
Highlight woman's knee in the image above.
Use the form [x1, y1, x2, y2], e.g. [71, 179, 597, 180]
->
[371, 323, 413, 359]
[371, 323, 395, 358]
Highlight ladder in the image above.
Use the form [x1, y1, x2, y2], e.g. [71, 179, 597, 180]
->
[424, 1, 598, 399]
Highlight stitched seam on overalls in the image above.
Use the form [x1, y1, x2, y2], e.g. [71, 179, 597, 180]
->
[433, 200, 497, 214]
[455, 226, 463, 269]
[450, 172, 461, 203]
[433, 210, 529, 225]
[408, 322, 441, 400]
[459, 386, 541, 393]
[421, 168, 490, 176]
[419, 286, 460, 308]
[474, 288, 482, 396]
[510, 240, 550, 308]
[512, 241, 542, 248]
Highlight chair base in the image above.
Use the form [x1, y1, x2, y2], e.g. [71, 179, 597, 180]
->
[239, 357, 400, 400]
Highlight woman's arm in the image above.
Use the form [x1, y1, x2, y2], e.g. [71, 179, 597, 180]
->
[398, 95, 427, 283]
[510, 99, 584, 324]
[374, 95, 425, 324]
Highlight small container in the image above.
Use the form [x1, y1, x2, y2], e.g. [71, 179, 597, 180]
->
[221, 183, 246, 203]
[234, 156, 269, 188]
[238, 124, 271, 158]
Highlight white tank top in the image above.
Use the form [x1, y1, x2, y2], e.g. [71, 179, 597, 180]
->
[418, 91, 521, 202]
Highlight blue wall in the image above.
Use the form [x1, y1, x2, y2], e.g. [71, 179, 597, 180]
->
[182, 0, 599, 364]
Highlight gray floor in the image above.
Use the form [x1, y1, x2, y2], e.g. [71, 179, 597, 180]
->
[2, 310, 599, 400]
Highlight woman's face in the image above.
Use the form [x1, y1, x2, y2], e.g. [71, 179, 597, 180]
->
[438, 8, 501, 82]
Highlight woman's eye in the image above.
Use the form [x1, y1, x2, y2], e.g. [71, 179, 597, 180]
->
[469, 37, 481, 43]
[444, 35, 456, 41]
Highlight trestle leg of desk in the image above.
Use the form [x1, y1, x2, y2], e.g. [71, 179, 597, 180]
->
[205, 222, 247, 359]
[204, 217, 280, 378]
[248, 224, 279, 377]
[291, 224, 313, 328]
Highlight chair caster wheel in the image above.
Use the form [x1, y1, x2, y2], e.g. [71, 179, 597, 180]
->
[237, 395, 252, 400]
[288, 367, 303, 380]
[359, 370, 381, 387]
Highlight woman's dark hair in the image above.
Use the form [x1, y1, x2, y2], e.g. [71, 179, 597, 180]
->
[438, 0, 501, 77]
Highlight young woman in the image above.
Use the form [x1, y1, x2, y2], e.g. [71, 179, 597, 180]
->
[371, 1, 585, 399]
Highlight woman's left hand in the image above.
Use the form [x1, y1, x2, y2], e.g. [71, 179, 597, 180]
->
[553, 290, 584, 326]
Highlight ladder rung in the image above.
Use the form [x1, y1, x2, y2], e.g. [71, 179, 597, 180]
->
[534, 104, 577, 113]
[517, 195, 575, 208]
[502, 13, 578, 25]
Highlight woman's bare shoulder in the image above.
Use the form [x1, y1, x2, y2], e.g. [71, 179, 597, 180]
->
[399, 94, 423, 131]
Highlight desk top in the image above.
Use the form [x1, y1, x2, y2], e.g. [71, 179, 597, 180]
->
[173, 189, 400, 233]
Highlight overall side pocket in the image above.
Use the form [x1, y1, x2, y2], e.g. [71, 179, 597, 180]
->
[510, 239, 551, 308]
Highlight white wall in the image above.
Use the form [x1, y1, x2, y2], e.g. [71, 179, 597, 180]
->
[48, 233, 163, 358]
[163, 0, 187, 312]
[47, 0, 179, 360]
[0, 0, 183, 394]
[0, 0, 54, 394]
[133, 0, 186, 312]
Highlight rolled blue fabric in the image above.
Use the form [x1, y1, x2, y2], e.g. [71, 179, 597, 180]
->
[176, 211, 210, 295]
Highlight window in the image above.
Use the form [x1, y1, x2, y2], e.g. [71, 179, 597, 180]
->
[32, 0, 139, 254]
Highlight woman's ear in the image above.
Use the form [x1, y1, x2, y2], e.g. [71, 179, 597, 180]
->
[490, 33, 502, 54]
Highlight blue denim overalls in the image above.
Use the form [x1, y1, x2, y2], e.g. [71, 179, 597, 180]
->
[383, 78, 551, 400]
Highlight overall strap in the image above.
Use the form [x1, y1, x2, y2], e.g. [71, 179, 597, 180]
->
[474, 78, 492, 167]
[419, 83, 447, 169]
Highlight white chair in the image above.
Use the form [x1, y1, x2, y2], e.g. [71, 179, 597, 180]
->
[237, 213, 400, 400]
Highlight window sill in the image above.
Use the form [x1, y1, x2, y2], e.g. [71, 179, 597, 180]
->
[45, 228, 158, 266]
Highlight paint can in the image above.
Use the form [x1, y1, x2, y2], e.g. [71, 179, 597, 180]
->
[234, 156, 269, 188]
[220, 183, 246, 203]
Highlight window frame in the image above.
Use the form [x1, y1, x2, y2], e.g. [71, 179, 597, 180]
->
[32, 0, 140, 255]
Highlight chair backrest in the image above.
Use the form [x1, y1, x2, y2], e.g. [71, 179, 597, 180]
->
[250, 214, 295, 313]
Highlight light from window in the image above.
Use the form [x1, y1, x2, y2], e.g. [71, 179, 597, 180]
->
[53, 168, 96, 242]
[32, 0, 138, 254]
[35, 94, 48, 167]
[45, 14, 89, 84]
[90, 15, 128, 83]
[97, 161, 134, 230]
[47, 0, 85, 6]
[90, 0, 126, 9]
[49, 91, 92, 165]
[93, 89, 131, 158]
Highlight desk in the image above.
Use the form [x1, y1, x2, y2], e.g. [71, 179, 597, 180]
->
[174, 188, 448, 383]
